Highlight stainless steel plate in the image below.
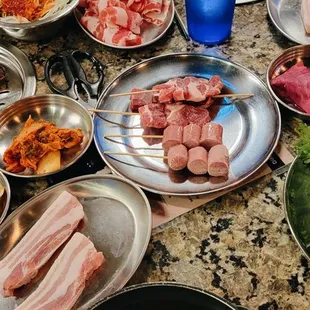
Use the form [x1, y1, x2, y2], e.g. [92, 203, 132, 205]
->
[94, 53, 281, 196]
[266, 44, 310, 120]
[74, 1, 174, 50]
[0, 94, 93, 178]
[0, 174, 152, 310]
[0, 171, 10, 225]
[267, 0, 310, 45]
[284, 157, 310, 260]
[0, 41, 36, 109]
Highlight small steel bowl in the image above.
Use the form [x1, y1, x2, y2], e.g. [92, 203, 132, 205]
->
[0, 94, 94, 178]
[266, 44, 310, 121]
[74, 0, 175, 50]
[0, 171, 11, 225]
[0, 0, 79, 41]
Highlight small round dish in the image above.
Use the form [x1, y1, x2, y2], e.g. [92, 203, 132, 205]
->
[284, 156, 310, 260]
[74, 1, 175, 49]
[0, 41, 36, 111]
[0, 171, 11, 225]
[266, 44, 310, 120]
[90, 282, 238, 310]
[0, 94, 94, 178]
[0, 0, 79, 41]
[267, 0, 310, 45]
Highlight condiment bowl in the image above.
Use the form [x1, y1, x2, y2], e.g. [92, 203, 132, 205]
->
[0, 0, 79, 41]
[266, 44, 310, 121]
[0, 171, 10, 225]
[0, 94, 93, 178]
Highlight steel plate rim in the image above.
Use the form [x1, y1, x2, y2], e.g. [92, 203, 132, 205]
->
[0, 173, 152, 308]
[0, 170, 11, 225]
[94, 52, 282, 196]
[0, 41, 36, 100]
[0, 94, 94, 179]
[73, 0, 175, 50]
[90, 281, 238, 310]
[266, 44, 310, 120]
[266, 0, 307, 45]
[283, 156, 310, 260]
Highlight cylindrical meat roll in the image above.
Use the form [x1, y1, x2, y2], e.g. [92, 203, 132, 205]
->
[200, 123, 223, 149]
[162, 125, 183, 152]
[208, 145, 229, 177]
[183, 124, 201, 149]
[168, 144, 188, 171]
[187, 146, 208, 175]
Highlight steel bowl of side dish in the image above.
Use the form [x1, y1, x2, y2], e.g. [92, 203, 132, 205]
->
[0, 94, 94, 178]
[266, 44, 310, 121]
[0, 0, 79, 41]
[74, 0, 175, 49]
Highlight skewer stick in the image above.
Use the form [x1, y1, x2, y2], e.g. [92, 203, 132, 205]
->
[88, 109, 139, 116]
[105, 134, 163, 139]
[104, 151, 167, 159]
[109, 90, 253, 99]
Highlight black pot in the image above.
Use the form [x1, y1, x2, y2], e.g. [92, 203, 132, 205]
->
[90, 282, 244, 310]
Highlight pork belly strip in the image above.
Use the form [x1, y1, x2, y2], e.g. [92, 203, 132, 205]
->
[16, 232, 104, 310]
[0, 191, 84, 297]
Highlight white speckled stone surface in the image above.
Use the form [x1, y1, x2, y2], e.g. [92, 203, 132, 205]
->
[1, 1, 308, 309]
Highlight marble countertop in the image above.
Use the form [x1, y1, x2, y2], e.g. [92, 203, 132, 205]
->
[0, 1, 308, 309]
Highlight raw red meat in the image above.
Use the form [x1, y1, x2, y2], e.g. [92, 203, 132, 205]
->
[130, 88, 155, 111]
[183, 105, 211, 127]
[271, 61, 310, 114]
[139, 103, 167, 128]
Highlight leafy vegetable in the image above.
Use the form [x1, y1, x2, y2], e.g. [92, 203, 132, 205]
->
[295, 121, 310, 164]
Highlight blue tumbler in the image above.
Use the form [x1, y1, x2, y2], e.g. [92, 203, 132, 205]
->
[185, 0, 236, 45]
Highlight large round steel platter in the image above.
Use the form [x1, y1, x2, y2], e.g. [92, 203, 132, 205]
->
[94, 53, 281, 196]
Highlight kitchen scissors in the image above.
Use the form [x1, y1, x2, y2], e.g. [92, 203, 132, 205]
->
[44, 50, 105, 108]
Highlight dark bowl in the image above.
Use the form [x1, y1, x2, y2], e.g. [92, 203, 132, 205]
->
[90, 282, 240, 310]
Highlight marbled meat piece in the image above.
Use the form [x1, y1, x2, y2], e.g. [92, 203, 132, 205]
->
[271, 61, 310, 114]
[15, 232, 104, 310]
[0, 191, 84, 297]
[139, 103, 167, 128]
[130, 88, 155, 111]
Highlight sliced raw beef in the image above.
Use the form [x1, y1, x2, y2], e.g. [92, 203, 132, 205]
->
[0, 191, 84, 297]
[130, 88, 155, 111]
[139, 103, 167, 128]
[152, 83, 175, 103]
[184, 105, 211, 127]
[271, 61, 310, 114]
[15, 233, 104, 310]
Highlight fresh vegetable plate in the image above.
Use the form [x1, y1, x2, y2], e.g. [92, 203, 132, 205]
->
[94, 53, 281, 196]
[284, 156, 310, 260]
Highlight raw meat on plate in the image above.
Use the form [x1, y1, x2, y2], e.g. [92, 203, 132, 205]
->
[15, 232, 104, 310]
[0, 191, 84, 297]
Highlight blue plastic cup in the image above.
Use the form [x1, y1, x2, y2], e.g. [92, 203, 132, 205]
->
[185, 0, 236, 45]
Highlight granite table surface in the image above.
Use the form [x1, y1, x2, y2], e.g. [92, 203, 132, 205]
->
[0, 1, 307, 309]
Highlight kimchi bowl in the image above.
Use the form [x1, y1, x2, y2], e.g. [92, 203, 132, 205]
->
[0, 94, 94, 178]
[0, 0, 79, 41]
[266, 44, 310, 121]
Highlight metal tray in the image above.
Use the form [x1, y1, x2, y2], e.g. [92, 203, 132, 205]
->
[0, 41, 36, 110]
[267, 0, 310, 45]
[93, 53, 281, 196]
[284, 156, 310, 260]
[74, 0, 174, 50]
[0, 174, 152, 310]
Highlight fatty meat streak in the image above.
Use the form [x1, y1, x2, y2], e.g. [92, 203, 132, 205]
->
[0, 0, 56, 22]
[16, 232, 104, 310]
[0, 191, 84, 297]
[3, 116, 84, 173]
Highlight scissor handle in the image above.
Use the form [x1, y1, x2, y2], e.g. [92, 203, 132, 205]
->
[70, 50, 105, 97]
[44, 55, 78, 100]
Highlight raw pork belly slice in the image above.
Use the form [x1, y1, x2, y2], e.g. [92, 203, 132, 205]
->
[143, 0, 171, 26]
[139, 103, 167, 128]
[130, 88, 155, 111]
[16, 233, 104, 310]
[0, 191, 84, 297]
[81, 14, 105, 41]
[271, 61, 310, 114]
